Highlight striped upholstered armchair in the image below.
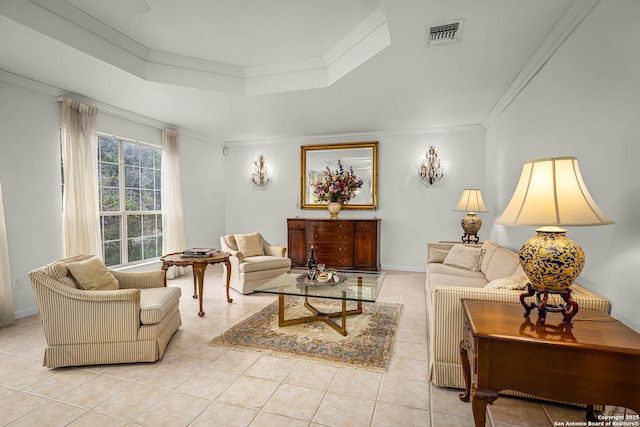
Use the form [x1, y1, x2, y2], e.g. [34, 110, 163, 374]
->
[29, 255, 182, 368]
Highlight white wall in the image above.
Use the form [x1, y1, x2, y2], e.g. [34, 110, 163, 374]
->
[0, 81, 62, 317]
[223, 129, 486, 270]
[0, 80, 224, 316]
[485, 0, 640, 331]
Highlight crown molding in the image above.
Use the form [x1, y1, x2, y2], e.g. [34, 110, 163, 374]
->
[0, 69, 216, 143]
[0, 69, 61, 97]
[30, 0, 148, 58]
[3, 0, 389, 95]
[324, 7, 389, 67]
[225, 124, 485, 147]
[481, 0, 600, 129]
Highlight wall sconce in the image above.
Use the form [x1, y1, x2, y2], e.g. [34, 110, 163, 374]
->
[419, 146, 445, 185]
[250, 154, 271, 189]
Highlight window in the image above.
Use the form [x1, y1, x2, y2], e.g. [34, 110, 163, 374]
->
[98, 134, 162, 267]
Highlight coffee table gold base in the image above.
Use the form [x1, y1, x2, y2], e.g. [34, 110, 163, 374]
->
[278, 291, 362, 336]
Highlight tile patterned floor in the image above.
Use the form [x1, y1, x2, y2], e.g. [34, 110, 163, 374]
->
[0, 267, 610, 426]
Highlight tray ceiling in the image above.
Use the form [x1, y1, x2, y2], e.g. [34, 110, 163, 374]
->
[0, 0, 584, 141]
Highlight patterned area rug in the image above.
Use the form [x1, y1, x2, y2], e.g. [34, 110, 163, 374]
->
[209, 297, 401, 371]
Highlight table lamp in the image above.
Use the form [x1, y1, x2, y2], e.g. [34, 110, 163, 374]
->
[455, 189, 488, 244]
[496, 157, 613, 325]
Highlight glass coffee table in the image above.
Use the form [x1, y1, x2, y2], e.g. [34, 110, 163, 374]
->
[254, 269, 385, 336]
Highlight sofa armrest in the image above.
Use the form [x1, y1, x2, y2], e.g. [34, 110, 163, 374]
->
[228, 250, 244, 263]
[113, 270, 165, 289]
[429, 286, 523, 363]
[265, 245, 287, 257]
[29, 271, 142, 345]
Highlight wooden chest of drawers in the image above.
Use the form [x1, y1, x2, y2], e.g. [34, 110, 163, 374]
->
[287, 218, 380, 271]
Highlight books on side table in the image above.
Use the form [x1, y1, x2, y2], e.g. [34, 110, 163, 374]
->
[182, 248, 218, 258]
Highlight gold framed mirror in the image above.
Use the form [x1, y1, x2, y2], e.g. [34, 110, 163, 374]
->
[300, 141, 378, 210]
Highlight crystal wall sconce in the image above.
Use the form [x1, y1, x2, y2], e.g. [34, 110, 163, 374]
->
[419, 146, 445, 185]
[250, 154, 271, 189]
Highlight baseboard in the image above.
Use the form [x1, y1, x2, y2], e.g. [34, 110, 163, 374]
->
[382, 265, 426, 273]
[15, 306, 38, 319]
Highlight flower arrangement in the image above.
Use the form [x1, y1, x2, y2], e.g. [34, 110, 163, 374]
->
[312, 159, 364, 204]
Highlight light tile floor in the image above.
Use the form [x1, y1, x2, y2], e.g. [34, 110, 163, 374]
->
[0, 267, 609, 426]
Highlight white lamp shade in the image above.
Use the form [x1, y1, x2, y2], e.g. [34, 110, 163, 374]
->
[496, 157, 613, 226]
[455, 189, 487, 212]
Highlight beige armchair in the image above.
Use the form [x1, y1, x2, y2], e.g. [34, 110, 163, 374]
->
[29, 255, 181, 368]
[220, 232, 292, 294]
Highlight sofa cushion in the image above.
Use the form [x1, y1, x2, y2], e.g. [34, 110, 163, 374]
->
[480, 240, 500, 275]
[428, 248, 449, 263]
[485, 247, 521, 282]
[428, 272, 488, 288]
[67, 256, 119, 291]
[443, 245, 485, 272]
[239, 256, 291, 273]
[428, 262, 486, 278]
[484, 274, 530, 290]
[139, 286, 181, 325]
[235, 232, 264, 257]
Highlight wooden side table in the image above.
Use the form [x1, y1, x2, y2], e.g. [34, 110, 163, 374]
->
[161, 252, 232, 317]
[459, 299, 640, 427]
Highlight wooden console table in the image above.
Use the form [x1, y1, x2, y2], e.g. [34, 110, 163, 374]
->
[161, 252, 232, 317]
[459, 299, 640, 427]
[287, 218, 380, 271]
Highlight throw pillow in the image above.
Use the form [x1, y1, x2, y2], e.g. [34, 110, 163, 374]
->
[234, 232, 264, 257]
[67, 256, 119, 291]
[484, 275, 530, 290]
[428, 248, 449, 263]
[443, 245, 485, 272]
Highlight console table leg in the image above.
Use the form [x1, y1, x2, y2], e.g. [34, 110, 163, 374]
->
[472, 389, 498, 427]
[459, 340, 471, 402]
[192, 269, 198, 299]
[224, 259, 233, 303]
[194, 265, 206, 317]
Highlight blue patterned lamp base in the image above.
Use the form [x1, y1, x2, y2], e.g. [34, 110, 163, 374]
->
[519, 228, 585, 292]
[518, 228, 585, 326]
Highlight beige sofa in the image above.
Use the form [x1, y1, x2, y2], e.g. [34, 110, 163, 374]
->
[29, 255, 182, 368]
[426, 240, 611, 390]
[220, 232, 292, 294]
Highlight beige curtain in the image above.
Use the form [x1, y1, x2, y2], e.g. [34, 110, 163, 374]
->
[161, 129, 187, 279]
[60, 97, 103, 258]
[0, 180, 15, 327]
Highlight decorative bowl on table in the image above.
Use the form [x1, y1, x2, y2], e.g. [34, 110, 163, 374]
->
[296, 272, 347, 286]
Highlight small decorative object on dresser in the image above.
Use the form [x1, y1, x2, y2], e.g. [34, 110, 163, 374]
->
[287, 218, 380, 271]
[312, 159, 363, 219]
[326, 202, 342, 219]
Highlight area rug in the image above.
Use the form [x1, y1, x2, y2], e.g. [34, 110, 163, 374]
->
[209, 297, 401, 371]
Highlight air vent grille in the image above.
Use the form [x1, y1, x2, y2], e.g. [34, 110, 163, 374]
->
[427, 19, 463, 46]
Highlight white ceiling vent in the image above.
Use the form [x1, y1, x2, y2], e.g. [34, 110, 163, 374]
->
[427, 19, 464, 47]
